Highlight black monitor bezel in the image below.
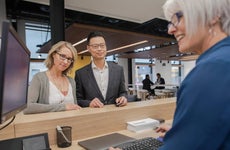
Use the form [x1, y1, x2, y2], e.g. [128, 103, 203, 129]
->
[0, 21, 30, 124]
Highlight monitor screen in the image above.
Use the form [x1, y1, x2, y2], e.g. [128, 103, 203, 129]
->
[0, 21, 30, 124]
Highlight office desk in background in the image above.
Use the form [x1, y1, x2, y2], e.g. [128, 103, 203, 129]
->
[0, 97, 176, 148]
[128, 84, 178, 99]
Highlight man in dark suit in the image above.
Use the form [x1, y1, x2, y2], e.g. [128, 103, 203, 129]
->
[155, 73, 165, 89]
[75, 31, 128, 108]
[142, 74, 155, 96]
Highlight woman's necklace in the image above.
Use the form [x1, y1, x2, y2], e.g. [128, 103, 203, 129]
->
[49, 71, 68, 96]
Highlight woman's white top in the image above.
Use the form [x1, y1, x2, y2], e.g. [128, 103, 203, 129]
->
[48, 81, 74, 104]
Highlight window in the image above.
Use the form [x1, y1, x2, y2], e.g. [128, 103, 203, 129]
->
[134, 59, 182, 86]
[25, 22, 50, 81]
[25, 22, 50, 59]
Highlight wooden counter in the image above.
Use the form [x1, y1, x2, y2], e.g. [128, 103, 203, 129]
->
[1, 97, 176, 146]
[0, 123, 15, 140]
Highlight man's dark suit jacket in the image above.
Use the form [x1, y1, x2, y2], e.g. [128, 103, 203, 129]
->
[155, 77, 165, 89]
[75, 62, 127, 107]
[142, 78, 154, 91]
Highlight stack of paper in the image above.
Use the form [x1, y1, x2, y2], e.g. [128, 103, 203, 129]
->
[127, 118, 160, 133]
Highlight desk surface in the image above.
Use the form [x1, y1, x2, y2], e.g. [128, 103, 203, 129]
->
[51, 120, 173, 150]
[51, 130, 155, 150]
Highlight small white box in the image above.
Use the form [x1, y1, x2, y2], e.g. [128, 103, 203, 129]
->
[127, 118, 160, 133]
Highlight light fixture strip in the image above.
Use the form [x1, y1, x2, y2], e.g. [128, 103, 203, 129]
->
[72, 38, 87, 47]
[107, 40, 148, 53]
[77, 40, 148, 55]
[78, 49, 88, 54]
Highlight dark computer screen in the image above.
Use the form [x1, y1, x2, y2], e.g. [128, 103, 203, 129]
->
[0, 21, 30, 124]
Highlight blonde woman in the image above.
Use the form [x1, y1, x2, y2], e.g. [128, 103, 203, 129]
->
[24, 41, 81, 114]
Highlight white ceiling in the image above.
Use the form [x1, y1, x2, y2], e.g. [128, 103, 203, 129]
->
[25, 0, 166, 23]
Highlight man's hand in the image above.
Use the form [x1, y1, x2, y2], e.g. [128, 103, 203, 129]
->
[115, 96, 127, 107]
[89, 98, 104, 108]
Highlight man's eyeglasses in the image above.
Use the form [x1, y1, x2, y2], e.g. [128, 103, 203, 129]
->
[55, 52, 74, 63]
[168, 11, 183, 29]
[88, 43, 106, 50]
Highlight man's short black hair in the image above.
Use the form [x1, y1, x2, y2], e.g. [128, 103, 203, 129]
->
[157, 73, 161, 76]
[87, 31, 105, 45]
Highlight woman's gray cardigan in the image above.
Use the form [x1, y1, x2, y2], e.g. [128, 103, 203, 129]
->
[24, 71, 77, 114]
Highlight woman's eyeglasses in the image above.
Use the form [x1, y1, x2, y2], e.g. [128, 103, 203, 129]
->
[168, 11, 183, 29]
[56, 52, 74, 63]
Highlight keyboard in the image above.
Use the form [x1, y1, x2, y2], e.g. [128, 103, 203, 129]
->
[115, 137, 163, 150]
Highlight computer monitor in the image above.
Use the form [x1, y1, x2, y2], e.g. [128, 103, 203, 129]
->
[0, 21, 30, 124]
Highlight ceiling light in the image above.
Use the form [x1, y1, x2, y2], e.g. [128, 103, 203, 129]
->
[144, 46, 151, 50]
[107, 40, 148, 53]
[72, 38, 87, 47]
[78, 49, 88, 54]
[77, 40, 148, 55]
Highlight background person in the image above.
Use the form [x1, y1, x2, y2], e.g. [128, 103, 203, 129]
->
[75, 31, 127, 108]
[155, 73, 165, 89]
[24, 41, 81, 114]
[142, 74, 155, 96]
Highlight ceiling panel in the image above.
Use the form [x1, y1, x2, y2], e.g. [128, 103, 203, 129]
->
[25, 0, 165, 23]
[66, 23, 174, 52]
[39, 23, 179, 60]
[118, 44, 180, 59]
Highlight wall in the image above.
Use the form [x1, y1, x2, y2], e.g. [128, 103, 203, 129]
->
[155, 59, 172, 84]
[131, 59, 136, 85]
[118, 58, 128, 87]
[181, 60, 196, 81]
[68, 55, 91, 78]
[130, 58, 196, 86]
[155, 59, 196, 84]
[17, 20, 26, 43]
